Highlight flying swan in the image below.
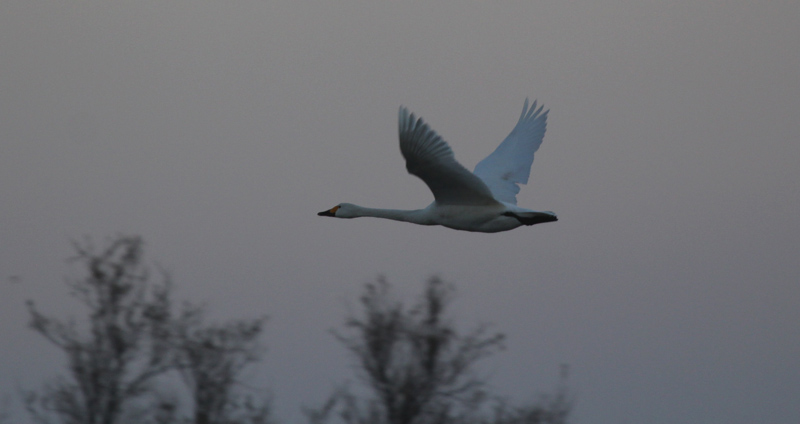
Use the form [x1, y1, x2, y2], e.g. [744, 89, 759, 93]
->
[318, 99, 557, 233]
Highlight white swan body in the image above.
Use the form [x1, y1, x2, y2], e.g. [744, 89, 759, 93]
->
[318, 99, 557, 233]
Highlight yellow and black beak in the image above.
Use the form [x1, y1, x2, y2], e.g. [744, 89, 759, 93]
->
[317, 205, 340, 217]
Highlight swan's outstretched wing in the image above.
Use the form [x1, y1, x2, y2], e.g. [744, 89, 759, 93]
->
[473, 99, 548, 205]
[399, 107, 498, 206]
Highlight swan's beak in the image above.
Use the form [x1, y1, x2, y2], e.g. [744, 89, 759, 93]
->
[318, 205, 339, 217]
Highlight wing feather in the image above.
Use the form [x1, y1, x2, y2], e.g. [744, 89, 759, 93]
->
[473, 99, 549, 205]
[398, 107, 498, 206]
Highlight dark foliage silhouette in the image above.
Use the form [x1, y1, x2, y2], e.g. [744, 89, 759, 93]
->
[23, 236, 272, 424]
[306, 277, 572, 424]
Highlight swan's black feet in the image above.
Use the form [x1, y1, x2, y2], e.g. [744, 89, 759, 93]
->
[503, 211, 558, 226]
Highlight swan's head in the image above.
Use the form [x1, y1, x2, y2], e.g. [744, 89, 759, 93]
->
[317, 203, 358, 218]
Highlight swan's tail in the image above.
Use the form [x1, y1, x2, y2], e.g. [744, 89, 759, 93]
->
[503, 211, 558, 226]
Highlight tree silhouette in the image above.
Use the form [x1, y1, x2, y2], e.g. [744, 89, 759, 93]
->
[307, 276, 572, 424]
[172, 304, 272, 424]
[22, 236, 273, 424]
[19, 237, 568, 424]
[23, 236, 174, 424]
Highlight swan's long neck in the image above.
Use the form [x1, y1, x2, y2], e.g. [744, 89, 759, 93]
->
[350, 205, 432, 225]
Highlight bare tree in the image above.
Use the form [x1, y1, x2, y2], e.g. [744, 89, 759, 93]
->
[173, 304, 273, 424]
[306, 276, 572, 424]
[22, 235, 275, 424]
[308, 277, 504, 424]
[23, 236, 175, 424]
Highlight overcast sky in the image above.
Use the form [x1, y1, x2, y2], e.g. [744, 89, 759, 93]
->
[1, 1, 799, 423]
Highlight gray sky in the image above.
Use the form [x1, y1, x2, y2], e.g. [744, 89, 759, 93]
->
[1, 0, 799, 423]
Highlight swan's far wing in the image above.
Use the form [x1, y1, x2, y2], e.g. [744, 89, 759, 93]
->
[473, 99, 548, 205]
[398, 107, 497, 206]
